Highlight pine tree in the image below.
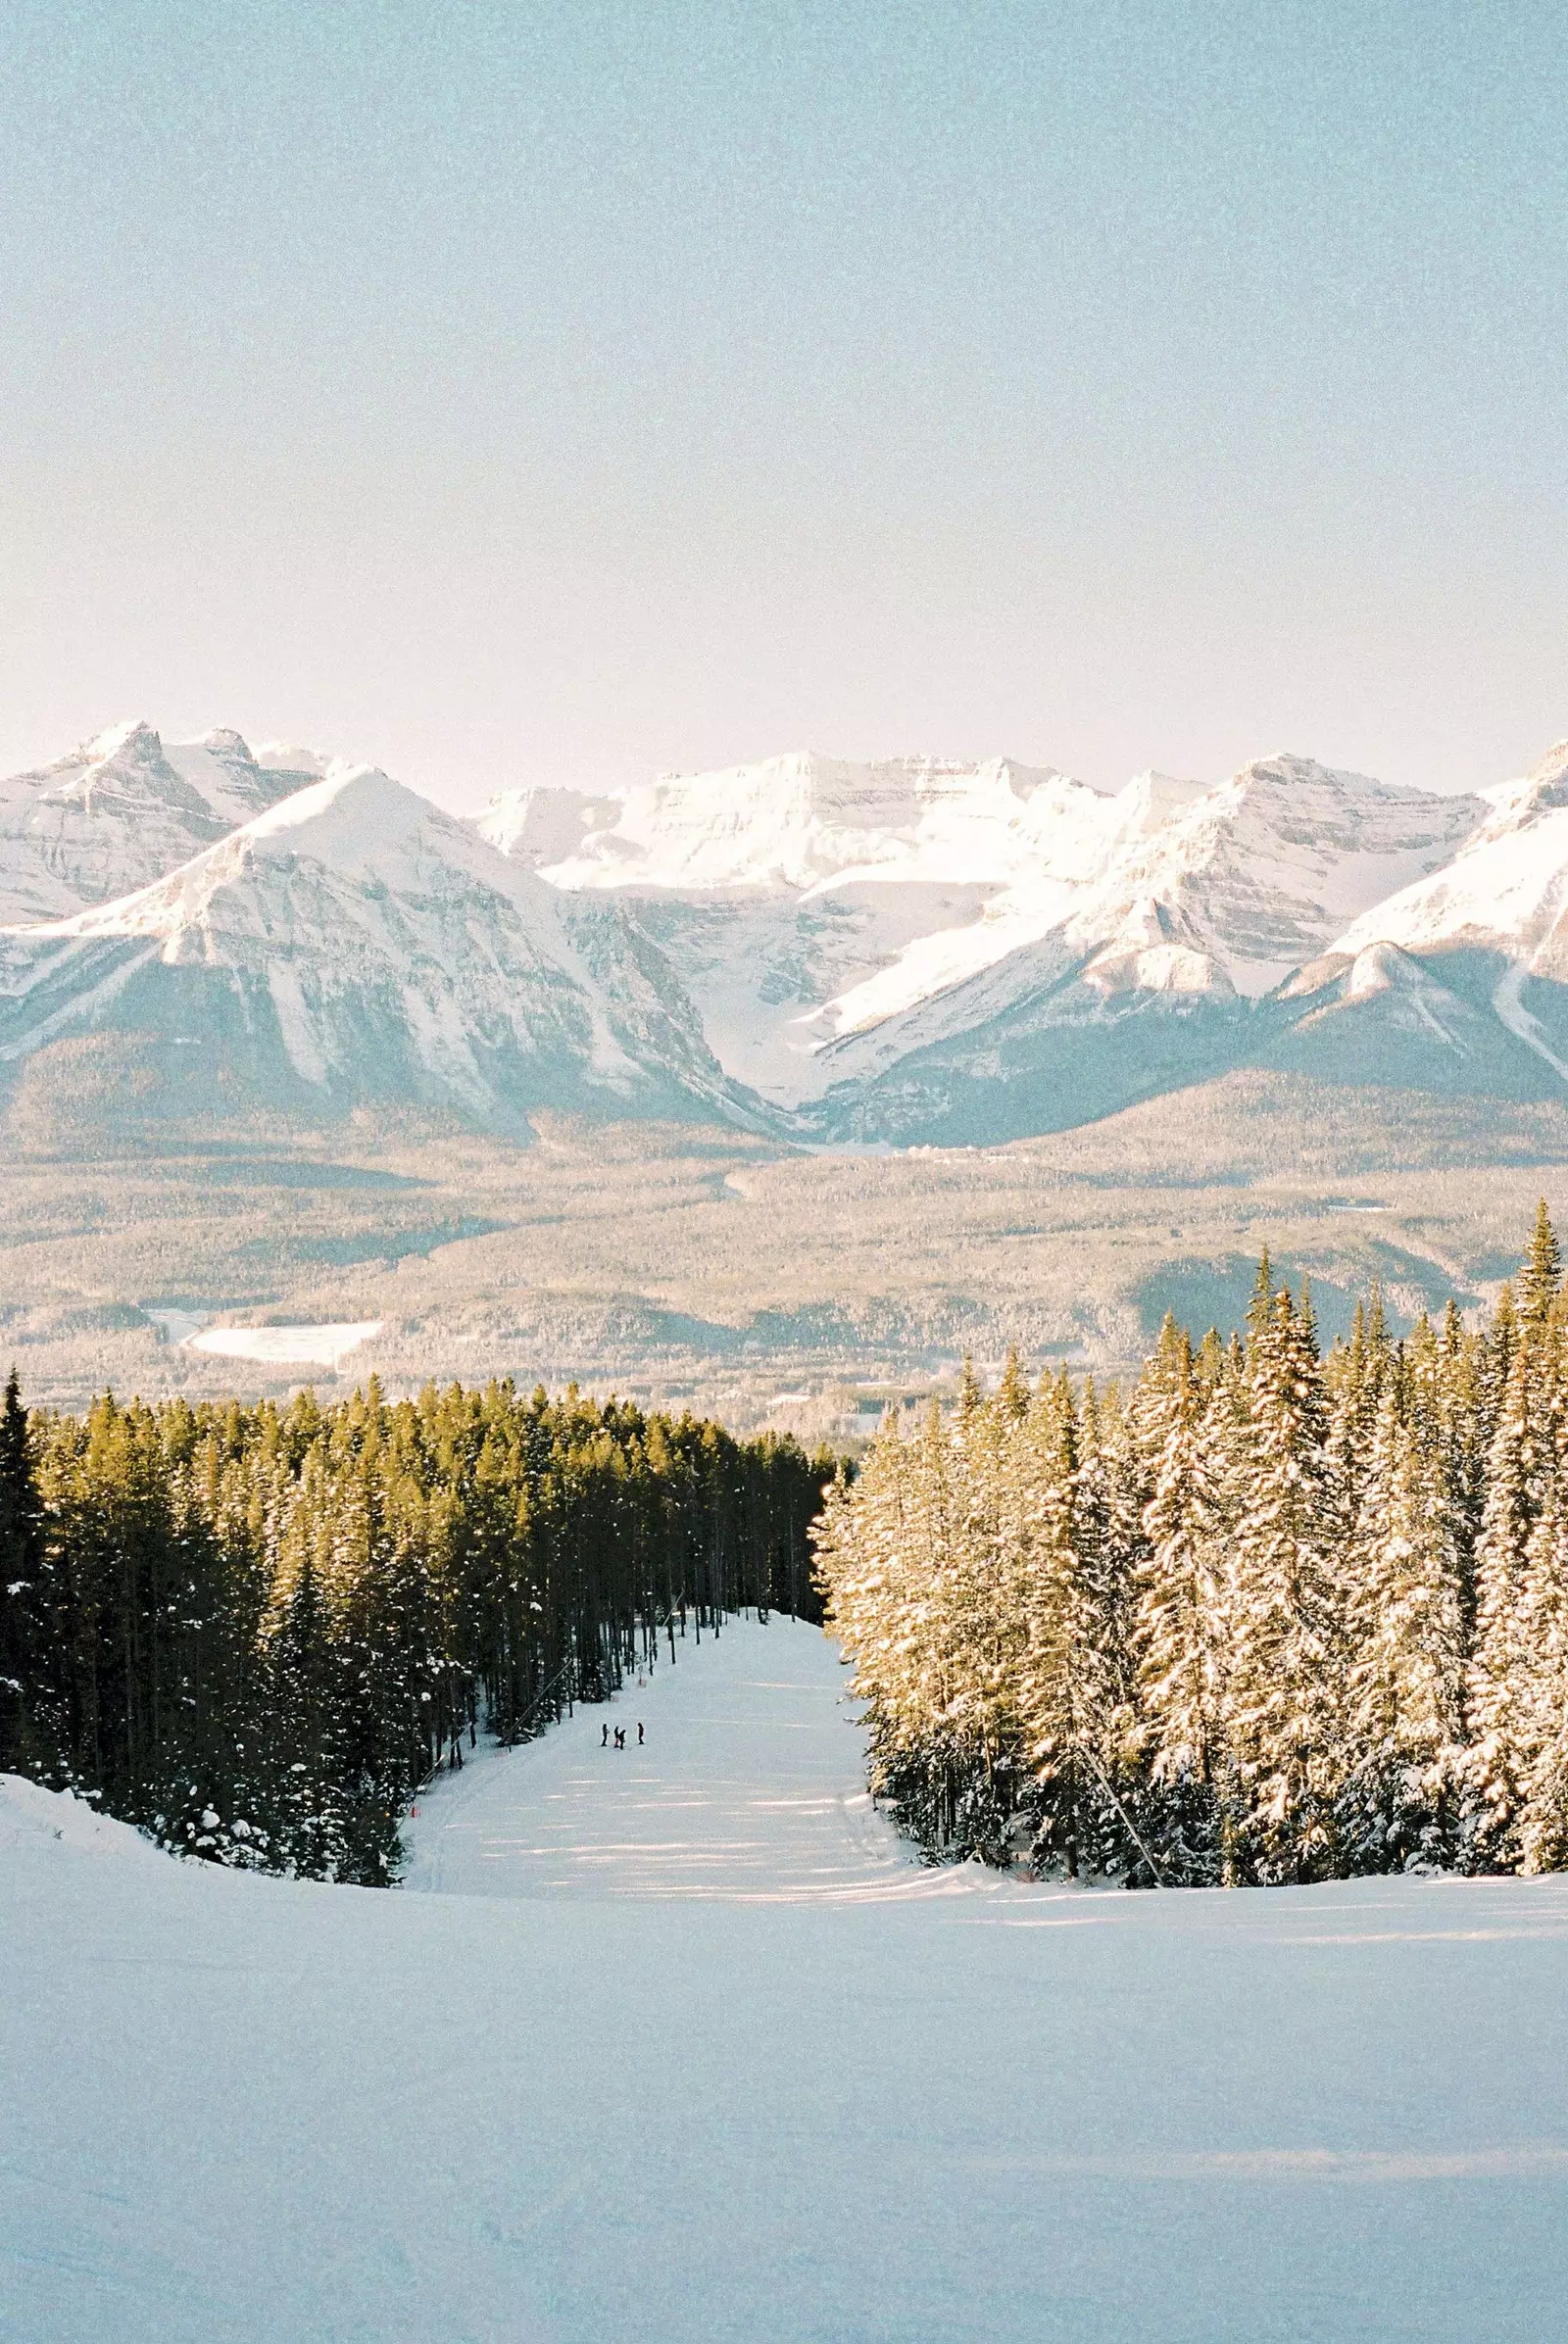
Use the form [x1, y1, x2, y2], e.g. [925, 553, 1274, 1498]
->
[1339, 1368, 1467, 1871]
[1013, 1372, 1097, 1877]
[1519, 1199, 1562, 1330]
[1134, 1331, 1229, 1880]
[0, 1369, 44, 1775]
[1465, 1287, 1563, 1869]
[1225, 1288, 1345, 1882]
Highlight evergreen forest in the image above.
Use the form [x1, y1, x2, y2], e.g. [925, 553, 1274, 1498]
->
[0, 1376, 832, 1882]
[814, 1205, 1568, 1885]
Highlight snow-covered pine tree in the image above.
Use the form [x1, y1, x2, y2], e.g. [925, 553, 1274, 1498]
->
[1338, 1361, 1467, 1871]
[1511, 1466, 1568, 1873]
[816, 1401, 953, 1852]
[1321, 1291, 1391, 1571]
[1063, 1381, 1141, 1874]
[1464, 1228, 1564, 1872]
[1519, 1198, 1562, 1331]
[1134, 1324, 1231, 1881]
[1013, 1369, 1094, 1876]
[1225, 1286, 1346, 1883]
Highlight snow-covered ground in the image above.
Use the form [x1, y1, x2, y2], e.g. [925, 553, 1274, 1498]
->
[185, 1318, 383, 1368]
[400, 1614, 959, 1902]
[7, 1618, 1568, 2342]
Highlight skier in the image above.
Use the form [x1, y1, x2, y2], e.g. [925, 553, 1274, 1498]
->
[614, 1726, 625, 1750]
[638, 1723, 645, 1745]
[601, 1722, 609, 1748]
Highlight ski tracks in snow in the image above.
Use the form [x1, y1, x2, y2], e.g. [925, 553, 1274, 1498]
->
[400, 1616, 988, 1904]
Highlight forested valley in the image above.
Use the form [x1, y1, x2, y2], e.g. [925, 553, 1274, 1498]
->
[10, 1204, 1568, 1895]
[814, 1205, 1568, 1886]
[0, 1377, 833, 1882]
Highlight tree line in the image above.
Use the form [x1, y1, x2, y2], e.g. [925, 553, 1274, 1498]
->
[0, 1375, 833, 1882]
[813, 1204, 1568, 1884]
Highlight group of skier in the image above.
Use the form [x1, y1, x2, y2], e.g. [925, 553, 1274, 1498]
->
[600, 1721, 645, 1750]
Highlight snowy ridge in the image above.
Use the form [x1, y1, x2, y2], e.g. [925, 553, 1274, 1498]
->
[0, 720, 316, 924]
[0, 760, 752, 1128]
[7, 715, 1568, 1141]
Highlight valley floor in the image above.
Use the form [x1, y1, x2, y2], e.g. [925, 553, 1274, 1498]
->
[10, 1078, 1568, 1429]
[7, 1620, 1568, 2342]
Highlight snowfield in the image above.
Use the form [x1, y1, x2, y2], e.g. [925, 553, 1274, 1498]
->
[185, 1319, 383, 1368]
[7, 1618, 1568, 2342]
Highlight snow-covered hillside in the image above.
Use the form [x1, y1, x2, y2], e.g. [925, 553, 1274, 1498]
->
[0, 762, 750, 1129]
[7, 1617, 1568, 2343]
[0, 720, 316, 924]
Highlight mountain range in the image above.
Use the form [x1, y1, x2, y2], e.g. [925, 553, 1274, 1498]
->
[4, 718, 1566, 1146]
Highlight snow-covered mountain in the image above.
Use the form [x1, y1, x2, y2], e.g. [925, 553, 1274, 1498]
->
[476, 749, 1489, 1137]
[480, 752, 1133, 892]
[1283, 739, 1568, 1092]
[0, 762, 754, 1130]
[478, 753, 1216, 1106]
[7, 718, 1568, 1146]
[0, 720, 320, 924]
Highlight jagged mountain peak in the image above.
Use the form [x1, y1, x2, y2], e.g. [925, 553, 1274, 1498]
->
[1469, 739, 1568, 838]
[1522, 738, 1568, 795]
[0, 756, 753, 1134]
[194, 726, 257, 763]
[1329, 733, 1568, 969]
[79, 716, 165, 765]
[0, 718, 331, 925]
[50, 761, 546, 944]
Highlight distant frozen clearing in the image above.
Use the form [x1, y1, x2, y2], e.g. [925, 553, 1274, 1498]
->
[185, 1318, 382, 1366]
[7, 1618, 1568, 2342]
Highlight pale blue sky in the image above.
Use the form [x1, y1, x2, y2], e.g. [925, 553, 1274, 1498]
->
[2, 2, 1564, 806]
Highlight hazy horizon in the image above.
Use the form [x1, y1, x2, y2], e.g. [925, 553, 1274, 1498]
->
[8, 708, 1562, 822]
[5, 3, 1565, 812]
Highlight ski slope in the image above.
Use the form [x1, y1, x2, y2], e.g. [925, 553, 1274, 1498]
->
[7, 1618, 1568, 2343]
[400, 1612, 954, 1902]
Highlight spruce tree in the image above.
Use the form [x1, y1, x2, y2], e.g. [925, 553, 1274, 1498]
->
[0, 1369, 44, 1776]
[1226, 1288, 1344, 1882]
[1465, 1284, 1562, 1869]
[1519, 1199, 1562, 1330]
[1339, 1369, 1467, 1871]
[1134, 1332, 1228, 1880]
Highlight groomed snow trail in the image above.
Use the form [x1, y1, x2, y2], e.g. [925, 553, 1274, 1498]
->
[8, 1630, 1568, 2343]
[401, 1614, 962, 1902]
